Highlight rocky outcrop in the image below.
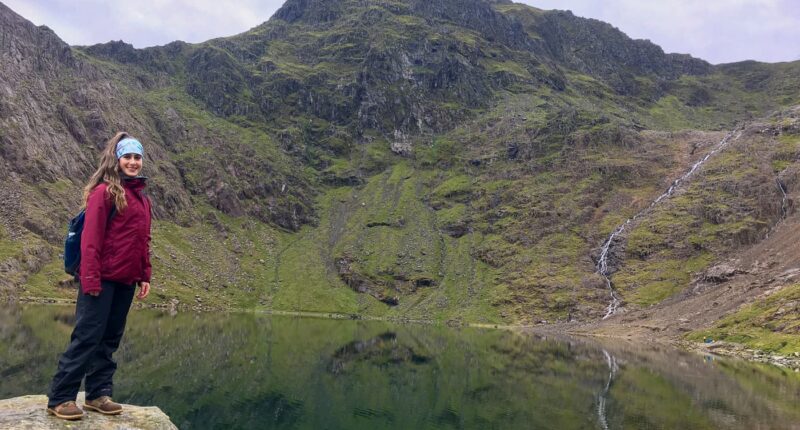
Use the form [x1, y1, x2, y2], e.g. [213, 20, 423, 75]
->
[336, 256, 399, 306]
[83, 40, 189, 76]
[535, 10, 710, 95]
[702, 263, 745, 283]
[0, 2, 75, 76]
[0, 393, 177, 430]
[185, 46, 259, 118]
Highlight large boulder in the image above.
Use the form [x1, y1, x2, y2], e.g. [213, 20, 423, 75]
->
[0, 393, 177, 430]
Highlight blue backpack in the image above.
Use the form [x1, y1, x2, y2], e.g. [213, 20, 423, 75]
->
[64, 207, 116, 276]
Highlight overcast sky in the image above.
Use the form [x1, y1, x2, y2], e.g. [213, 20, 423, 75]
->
[4, 0, 799, 64]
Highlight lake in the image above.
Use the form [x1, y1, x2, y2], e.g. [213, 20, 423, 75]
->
[1, 305, 798, 429]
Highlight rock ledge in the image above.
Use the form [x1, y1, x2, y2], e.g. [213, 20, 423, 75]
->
[0, 392, 177, 429]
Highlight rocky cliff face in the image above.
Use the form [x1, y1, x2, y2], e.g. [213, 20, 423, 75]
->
[0, 1, 315, 294]
[0, 1, 315, 225]
[0, 2, 190, 216]
[534, 10, 711, 89]
[77, 0, 715, 141]
[1, 0, 799, 326]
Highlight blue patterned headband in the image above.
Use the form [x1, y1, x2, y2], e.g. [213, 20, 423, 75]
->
[116, 138, 144, 159]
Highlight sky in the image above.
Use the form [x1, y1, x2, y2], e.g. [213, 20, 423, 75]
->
[4, 0, 800, 65]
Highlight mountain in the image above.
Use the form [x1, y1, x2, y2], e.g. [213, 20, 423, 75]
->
[1, 0, 799, 347]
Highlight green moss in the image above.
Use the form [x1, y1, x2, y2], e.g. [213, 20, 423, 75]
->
[268, 227, 360, 314]
[435, 203, 467, 226]
[322, 157, 357, 178]
[21, 253, 76, 300]
[2, 232, 56, 294]
[38, 179, 74, 195]
[772, 160, 791, 172]
[432, 175, 472, 199]
[772, 134, 800, 172]
[616, 252, 714, 306]
[448, 28, 481, 47]
[417, 137, 460, 167]
[481, 59, 532, 79]
[626, 227, 664, 259]
[0, 226, 19, 261]
[688, 283, 800, 354]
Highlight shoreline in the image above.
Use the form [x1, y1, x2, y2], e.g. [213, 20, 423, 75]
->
[11, 296, 799, 369]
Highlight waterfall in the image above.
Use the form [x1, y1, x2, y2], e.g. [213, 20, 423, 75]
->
[596, 128, 742, 320]
[777, 178, 788, 219]
[765, 178, 789, 240]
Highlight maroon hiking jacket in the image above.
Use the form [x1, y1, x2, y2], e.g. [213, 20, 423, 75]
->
[80, 178, 152, 294]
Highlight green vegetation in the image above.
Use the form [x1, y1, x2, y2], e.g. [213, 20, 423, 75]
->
[611, 127, 793, 307]
[4, 0, 800, 341]
[688, 284, 800, 354]
[0, 226, 17, 261]
[431, 174, 472, 202]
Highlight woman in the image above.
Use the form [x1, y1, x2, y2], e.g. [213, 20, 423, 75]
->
[47, 132, 152, 420]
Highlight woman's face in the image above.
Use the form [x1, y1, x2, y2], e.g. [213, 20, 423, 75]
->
[119, 153, 143, 177]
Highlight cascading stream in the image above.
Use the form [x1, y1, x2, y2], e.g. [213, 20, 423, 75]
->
[777, 178, 788, 219]
[596, 349, 618, 430]
[765, 178, 789, 241]
[596, 128, 742, 320]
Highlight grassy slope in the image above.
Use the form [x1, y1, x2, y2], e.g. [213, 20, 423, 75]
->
[614, 129, 797, 306]
[687, 283, 800, 354]
[15, 86, 800, 327]
[6, 1, 800, 338]
[267, 161, 502, 323]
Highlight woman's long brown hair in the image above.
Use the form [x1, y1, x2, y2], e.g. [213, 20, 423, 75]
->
[82, 132, 132, 212]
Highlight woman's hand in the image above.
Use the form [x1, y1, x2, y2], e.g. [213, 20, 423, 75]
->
[137, 281, 150, 300]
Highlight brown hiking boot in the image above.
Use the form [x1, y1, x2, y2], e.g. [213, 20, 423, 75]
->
[84, 396, 123, 415]
[47, 400, 84, 420]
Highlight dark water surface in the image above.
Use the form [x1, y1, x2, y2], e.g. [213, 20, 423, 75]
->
[1, 305, 799, 429]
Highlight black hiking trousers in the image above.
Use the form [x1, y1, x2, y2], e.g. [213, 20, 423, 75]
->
[47, 280, 135, 408]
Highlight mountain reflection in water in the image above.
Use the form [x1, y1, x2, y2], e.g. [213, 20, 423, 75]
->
[1, 305, 799, 430]
[329, 332, 430, 374]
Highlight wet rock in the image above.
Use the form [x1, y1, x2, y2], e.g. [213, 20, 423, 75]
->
[57, 103, 87, 144]
[203, 211, 228, 233]
[321, 172, 364, 187]
[336, 256, 398, 306]
[57, 278, 79, 289]
[0, 393, 177, 429]
[777, 268, 800, 282]
[205, 181, 244, 217]
[390, 130, 413, 155]
[702, 264, 743, 283]
[366, 218, 404, 228]
[185, 45, 257, 118]
[413, 278, 435, 289]
[380, 296, 400, 306]
[153, 107, 186, 147]
[441, 222, 469, 238]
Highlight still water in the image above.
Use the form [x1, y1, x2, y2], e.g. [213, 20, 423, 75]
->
[1, 305, 799, 429]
